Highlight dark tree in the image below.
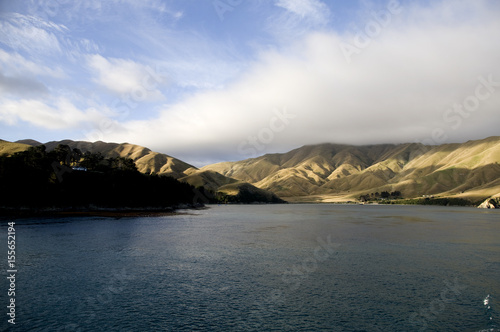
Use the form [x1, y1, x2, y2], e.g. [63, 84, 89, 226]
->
[80, 152, 104, 171]
[71, 148, 83, 165]
[380, 191, 390, 199]
[53, 144, 72, 165]
[390, 191, 402, 198]
[0, 146, 198, 210]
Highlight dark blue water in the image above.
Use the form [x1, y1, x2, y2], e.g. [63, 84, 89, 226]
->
[1, 204, 499, 331]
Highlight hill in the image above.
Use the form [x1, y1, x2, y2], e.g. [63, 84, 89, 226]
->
[39, 139, 195, 179]
[202, 136, 500, 203]
[15, 139, 42, 146]
[0, 139, 31, 156]
[5, 136, 499, 204]
[0, 145, 197, 212]
[1, 139, 283, 204]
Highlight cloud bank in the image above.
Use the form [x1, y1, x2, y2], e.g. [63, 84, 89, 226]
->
[101, 1, 500, 165]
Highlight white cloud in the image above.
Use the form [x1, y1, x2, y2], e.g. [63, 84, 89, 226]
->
[0, 49, 65, 78]
[86, 54, 166, 100]
[0, 50, 66, 98]
[101, 0, 500, 165]
[0, 98, 101, 130]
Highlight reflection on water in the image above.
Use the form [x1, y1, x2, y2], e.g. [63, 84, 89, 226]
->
[1, 204, 499, 331]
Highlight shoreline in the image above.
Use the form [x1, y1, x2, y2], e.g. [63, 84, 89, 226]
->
[0, 205, 208, 220]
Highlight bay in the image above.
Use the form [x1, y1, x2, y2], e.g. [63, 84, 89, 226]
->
[1, 204, 499, 331]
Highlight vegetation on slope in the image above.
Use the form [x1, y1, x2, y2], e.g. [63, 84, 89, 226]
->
[0, 143, 287, 211]
[0, 145, 197, 211]
[39, 139, 196, 178]
[379, 197, 475, 207]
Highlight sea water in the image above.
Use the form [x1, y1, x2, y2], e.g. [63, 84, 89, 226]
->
[1, 204, 499, 331]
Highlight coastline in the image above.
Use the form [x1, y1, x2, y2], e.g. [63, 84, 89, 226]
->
[0, 205, 207, 220]
[283, 194, 483, 207]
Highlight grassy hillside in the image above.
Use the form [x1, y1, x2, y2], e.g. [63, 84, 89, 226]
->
[0, 140, 31, 156]
[41, 140, 195, 179]
[202, 136, 500, 202]
[179, 170, 238, 192]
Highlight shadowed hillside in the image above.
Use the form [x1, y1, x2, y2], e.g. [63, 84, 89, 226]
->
[0, 145, 197, 211]
[3, 139, 284, 204]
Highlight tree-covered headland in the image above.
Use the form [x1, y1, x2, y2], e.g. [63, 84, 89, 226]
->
[0, 144, 200, 211]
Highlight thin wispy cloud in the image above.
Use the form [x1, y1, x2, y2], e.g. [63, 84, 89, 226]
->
[275, 0, 330, 25]
[0, 13, 65, 55]
[268, 0, 331, 41]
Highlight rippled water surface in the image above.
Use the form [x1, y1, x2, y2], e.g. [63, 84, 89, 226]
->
[1, 204, 499, 331]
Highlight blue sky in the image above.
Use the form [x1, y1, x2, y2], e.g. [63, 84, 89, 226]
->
[1, 0, 499, 166]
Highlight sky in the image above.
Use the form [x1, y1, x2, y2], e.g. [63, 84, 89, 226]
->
[1, 0, 499, 167]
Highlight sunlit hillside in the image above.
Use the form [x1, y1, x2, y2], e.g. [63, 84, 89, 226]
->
[202, 136, 500, 202]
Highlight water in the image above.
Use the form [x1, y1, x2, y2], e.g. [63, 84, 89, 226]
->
[1, 204, 499, 331]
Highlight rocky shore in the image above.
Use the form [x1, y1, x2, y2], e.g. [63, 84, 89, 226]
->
[477, 195, 500, 209]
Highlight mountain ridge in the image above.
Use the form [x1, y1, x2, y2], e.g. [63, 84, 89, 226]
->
[202, 136, 500, 202]
[3, 136, 500, 203]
